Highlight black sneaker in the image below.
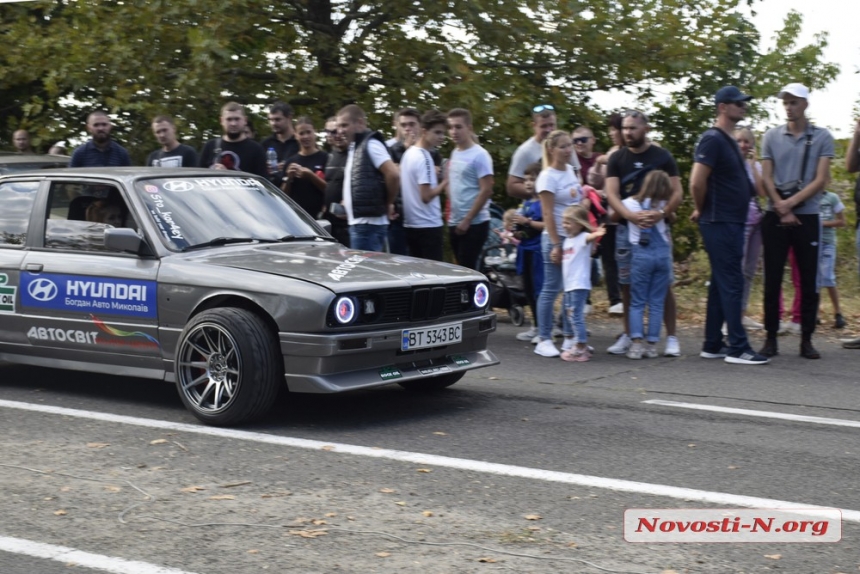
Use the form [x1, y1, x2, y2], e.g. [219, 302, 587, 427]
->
[759, 338, 779, 357]
[834, 314, 846, 329]
[700, 346, 729, 359]
[725, 350, 770, 365]
[800, 340, 821, 359]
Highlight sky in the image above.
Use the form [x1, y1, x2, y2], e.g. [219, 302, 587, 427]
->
[751, 0, 860, 137]
[594, 0, 860, 138]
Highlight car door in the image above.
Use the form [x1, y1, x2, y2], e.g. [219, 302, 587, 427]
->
[0, 178, 42, 354]
[18, 179, 163, 377]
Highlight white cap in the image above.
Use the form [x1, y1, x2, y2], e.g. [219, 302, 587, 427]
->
[778, 83, 810, 100]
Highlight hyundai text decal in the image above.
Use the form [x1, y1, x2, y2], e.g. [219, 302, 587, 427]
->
[21, 273, 157, 318]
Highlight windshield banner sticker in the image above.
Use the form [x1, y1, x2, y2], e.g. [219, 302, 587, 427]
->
[20, 273, 157, 318]
[0, 274, 16, 313]
[142, 191, 189, 249]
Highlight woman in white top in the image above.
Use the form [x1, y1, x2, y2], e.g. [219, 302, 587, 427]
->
[534, 130, 590, 358]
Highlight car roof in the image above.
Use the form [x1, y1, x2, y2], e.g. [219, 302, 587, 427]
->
[0, 167, 268, 184]
[0, 153, 70, 165]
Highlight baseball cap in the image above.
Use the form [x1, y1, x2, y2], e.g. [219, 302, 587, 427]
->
[715, 86, 753, 105]
[777, 83, 810, 100]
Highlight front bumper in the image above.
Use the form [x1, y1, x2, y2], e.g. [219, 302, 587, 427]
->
[278, 313, 498, 393]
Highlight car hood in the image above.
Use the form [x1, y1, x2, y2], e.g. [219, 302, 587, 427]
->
[182, 242, 483, 291]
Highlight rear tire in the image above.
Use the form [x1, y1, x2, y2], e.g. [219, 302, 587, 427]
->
[175, 308, 281, 426]
[398, 371, 465, 392]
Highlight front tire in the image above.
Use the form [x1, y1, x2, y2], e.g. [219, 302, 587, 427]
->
[175, 308, 281, 426]
[398, 371, 465, 392]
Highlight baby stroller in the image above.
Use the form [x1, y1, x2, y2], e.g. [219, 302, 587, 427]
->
[480, 242, 528, 326]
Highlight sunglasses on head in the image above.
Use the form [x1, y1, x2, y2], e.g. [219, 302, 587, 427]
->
[573, 136, 591, 144]
[532, 104, 555, 113]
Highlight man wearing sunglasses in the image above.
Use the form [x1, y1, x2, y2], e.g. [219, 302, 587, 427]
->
[507, 104, 581, 200]
[689, 86, 769, 365]
[572, 126, 602, 183]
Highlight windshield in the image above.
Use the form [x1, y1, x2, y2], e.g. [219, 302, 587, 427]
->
[133, 175, 324, 251]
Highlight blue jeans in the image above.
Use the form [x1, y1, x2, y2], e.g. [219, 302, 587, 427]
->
[629, 229, 672, 343]
[700, 221, 750, 355]
[537, 233, 572, 340]
[563, 289, 589, 343]
[350, 223, 389, 252]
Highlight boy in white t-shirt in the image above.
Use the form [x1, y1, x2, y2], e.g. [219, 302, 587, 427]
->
[560, 205, 606, 362]
[446, 108, 494, 270]
[400, 109, 448, 261]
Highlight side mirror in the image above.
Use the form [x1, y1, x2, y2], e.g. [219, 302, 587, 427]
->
[105, 227, 153, 256]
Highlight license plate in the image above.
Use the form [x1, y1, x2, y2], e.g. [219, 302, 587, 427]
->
[401, 322, 462, 351]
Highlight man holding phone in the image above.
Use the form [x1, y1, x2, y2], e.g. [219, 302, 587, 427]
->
[322, 116, 351, 246]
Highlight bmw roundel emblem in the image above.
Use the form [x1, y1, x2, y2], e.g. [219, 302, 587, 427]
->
[28, 278, 59, 302]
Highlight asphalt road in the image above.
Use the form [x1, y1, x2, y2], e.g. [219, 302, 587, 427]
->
[1, 316, 858, 573]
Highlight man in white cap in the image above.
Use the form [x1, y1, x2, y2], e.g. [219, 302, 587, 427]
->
[758, 83, 834, 360]
[690, 86, 769, 365]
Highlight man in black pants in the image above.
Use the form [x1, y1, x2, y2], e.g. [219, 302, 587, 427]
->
[759, 83, 834, 359]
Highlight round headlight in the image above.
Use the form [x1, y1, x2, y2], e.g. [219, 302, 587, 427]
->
[474, 283, 489, 308]
[334, 296, 356, 324]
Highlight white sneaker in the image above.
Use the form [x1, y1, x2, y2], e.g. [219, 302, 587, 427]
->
[561, 337, 576, 352]
[608, 333, 632, 354]
[664, 336, 680, 357]
[721, 323, 728, 336]
[534, 339, 561, 357]
[516, 327, 538, 341]
[627, 341, 645, 359]
[552, 326, 564, 338]
[779, 321, 801, 335]
[531, 335, 540, 345]
[608, 302, 624, 315]
[742, 316, 763, 330]
[584, 304, 592, 315]
[644, 343, 659, 359]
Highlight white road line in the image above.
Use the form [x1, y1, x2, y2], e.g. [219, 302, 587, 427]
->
[0, 535, 198, 574]
[2, 399, 859, 524]
[643, 399, 860, 429]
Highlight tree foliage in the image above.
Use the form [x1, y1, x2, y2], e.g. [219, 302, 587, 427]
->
[0, 0, 839, 229]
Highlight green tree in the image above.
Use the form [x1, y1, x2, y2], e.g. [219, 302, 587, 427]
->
[0, 0, 838, 209]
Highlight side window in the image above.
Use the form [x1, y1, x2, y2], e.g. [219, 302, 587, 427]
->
[0, 181, 40, 248]
[44, 182, 135, 252]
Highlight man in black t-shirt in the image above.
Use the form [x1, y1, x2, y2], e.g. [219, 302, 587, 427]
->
[604, 110, 683, 357]
[147, 115, 198, 167]
[260, 101, 299, 186]
[199, 102, 267, 178]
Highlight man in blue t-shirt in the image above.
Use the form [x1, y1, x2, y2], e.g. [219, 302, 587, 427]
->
[690, 86, 769, 365]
